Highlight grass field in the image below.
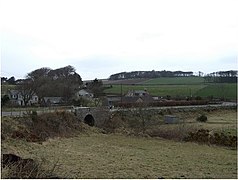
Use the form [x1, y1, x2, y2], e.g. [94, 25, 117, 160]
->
[2, 133, 237, 179]
[143, 77, 205, 85]
[195, 83, 237, 100]
[157, 109, 237, 136]
[104, 77, 237, 100]
[1, 110, 237, 179]
[104, 84, 206, 97]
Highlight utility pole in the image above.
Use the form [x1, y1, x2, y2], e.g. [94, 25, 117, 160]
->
[121, 83, 123, 104]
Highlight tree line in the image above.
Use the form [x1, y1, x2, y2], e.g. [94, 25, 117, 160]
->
[109, 70, 194, 80]
[204, 70, 237, 83]
[1, 76, 25, 85]
[109, 70, 238, 82]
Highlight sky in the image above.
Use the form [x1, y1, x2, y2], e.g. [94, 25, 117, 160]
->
[1, 0, 238, 80]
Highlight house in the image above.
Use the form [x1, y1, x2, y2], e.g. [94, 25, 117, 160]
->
[103, 90, 155, 107]
[122, 95, 154, 104]
[42, 97, 63, 106]
[123, 89, 154, 104]
[126, 90, 149, 97]
[102, 95, 121, 107]
[75, 89, 94, 99]
[8, 90, 38, 106]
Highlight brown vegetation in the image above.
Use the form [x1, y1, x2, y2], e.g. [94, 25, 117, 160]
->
[185, 129, 237, 148]
[1, 153, 60, 179]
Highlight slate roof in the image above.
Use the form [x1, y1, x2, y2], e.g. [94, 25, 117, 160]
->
[43, 97, 63, 104]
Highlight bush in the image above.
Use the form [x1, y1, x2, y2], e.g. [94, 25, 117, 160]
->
[184, 129, 237, 148]
[31, 111, 82, 138]
[196, 114, 208, 122]
[31, 111, 38, 121]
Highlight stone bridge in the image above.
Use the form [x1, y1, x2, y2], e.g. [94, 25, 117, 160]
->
[73, 103, 237, 127]
[74, 107, 111, 127]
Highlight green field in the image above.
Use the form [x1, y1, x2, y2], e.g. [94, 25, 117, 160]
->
[195, 83, 237, 100]
[104, 77, 237, 100]
[104, 84, 206, 97]
[143, 77, 205, 85]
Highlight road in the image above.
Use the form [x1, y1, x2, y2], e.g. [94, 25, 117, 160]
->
[1, 102, 237, 117]
[1, 109, 74, 117]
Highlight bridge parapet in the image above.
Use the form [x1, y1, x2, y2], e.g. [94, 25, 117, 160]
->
[73, 104, 237, 127]
[74, 107, 111, 127]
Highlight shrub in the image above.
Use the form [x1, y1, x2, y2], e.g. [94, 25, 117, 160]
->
[31, 111, 82, 138]
[184, 129, 237, 148]
[31, 111, 38, 121]
[195, 96, 202, 100]
[196, 114, 208, 122]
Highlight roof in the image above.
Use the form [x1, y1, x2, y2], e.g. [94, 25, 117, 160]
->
[8, 90, 19, 95]
[78, 89, 93, 94]
[107, 96, 121, 102]
[126, 90, 149, 97]
[8, 90, 37, 96]
[43, 97, 63, 104]
[122, 96, 154, 103]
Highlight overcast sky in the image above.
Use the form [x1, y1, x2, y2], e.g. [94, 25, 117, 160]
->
[1, 0, 238, 80]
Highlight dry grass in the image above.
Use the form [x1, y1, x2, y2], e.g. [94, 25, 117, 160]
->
[1, 108, 237, 179]
[2, 133, 237, 179]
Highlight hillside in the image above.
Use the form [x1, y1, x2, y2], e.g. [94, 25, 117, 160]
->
[1, 109, 237, 178]
[103, 77, 237, 100]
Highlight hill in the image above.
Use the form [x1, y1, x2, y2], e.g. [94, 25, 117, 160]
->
[103, 77, 237, 100]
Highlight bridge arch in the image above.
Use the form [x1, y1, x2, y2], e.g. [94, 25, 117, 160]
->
[84, 114, 95, 126]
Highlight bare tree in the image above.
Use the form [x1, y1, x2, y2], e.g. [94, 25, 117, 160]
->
[17, 79, 36, 106]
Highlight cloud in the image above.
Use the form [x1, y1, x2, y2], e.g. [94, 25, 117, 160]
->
[1, 0, 238, 80]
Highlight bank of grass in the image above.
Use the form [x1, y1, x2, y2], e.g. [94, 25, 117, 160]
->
[145, 109, 237, 142]
[1, 109, 237, 179]
[2, 133, 237, 179]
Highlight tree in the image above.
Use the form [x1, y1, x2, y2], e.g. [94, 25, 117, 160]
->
[17, 79, 36, 106]
[26, 65, 83, 104]
[1, 77, 8, 84]
[198, 71, 204, 77]
[86, 78, 104, 107]
[87, 78, 104, 98]
[7, 76, 16, 85]
[1, 95, 10, 106]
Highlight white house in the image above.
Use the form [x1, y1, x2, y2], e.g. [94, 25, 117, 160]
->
[8, 90, 38, 106]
